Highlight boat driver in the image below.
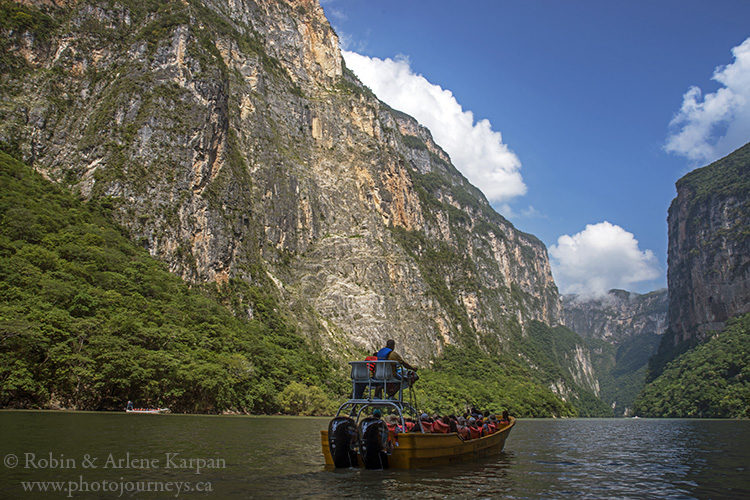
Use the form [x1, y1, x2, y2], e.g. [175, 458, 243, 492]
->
[376, 339, 418, 397]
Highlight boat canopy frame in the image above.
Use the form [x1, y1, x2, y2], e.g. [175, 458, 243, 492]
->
[335, 360, 424, 432]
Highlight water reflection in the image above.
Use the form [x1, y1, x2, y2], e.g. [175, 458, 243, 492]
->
[1, 413, 748, 498]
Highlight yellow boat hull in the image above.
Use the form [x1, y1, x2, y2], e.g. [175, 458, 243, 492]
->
[321, 417, 515, 469]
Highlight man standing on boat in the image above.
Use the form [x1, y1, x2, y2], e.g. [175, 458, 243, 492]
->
[376, 339, 418, 397]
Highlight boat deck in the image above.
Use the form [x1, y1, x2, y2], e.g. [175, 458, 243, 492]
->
[321, 417, 514, 469]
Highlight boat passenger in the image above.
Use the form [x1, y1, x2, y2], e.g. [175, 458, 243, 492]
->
[126, 400, 133, 411]
[486, 416, 497, 434]
[467, 417, 481, 439]
[431, 416, 450, 433]
[481, 419, 491, 436]
[376, 340, 418, 397]
[419, 413, 433, 433]
[499, 410, 510, 424]
[386, 413, 400, 432]
[448, 418, 459, 434]
[457, 424, 470, 440]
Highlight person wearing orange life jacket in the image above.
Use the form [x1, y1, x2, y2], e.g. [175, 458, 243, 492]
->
[418, 413, 433, 433]
[431, 417, 450, 434]
[487, 419, 497, 434]
[499, 410, 510, 425]
[467, 417, 481, 439]
[481, 420, 491, 436]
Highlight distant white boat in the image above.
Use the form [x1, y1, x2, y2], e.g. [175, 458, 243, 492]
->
[125, 408, 170, 414]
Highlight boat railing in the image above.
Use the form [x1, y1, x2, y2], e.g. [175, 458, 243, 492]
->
[348, 360, 411, 402]
[339, 360, 423, 432]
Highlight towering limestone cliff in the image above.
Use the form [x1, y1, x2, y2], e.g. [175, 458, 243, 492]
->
[649, 142, 750, 376]
[562, 289, 667, 416]
[636, 143, 749, 417]
[0, 0, 601, 412]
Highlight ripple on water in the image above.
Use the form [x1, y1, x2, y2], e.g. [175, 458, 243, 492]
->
[1, 414, 748, 498]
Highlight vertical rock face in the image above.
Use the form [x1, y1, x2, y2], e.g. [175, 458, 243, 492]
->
[666, 143, 750, 345]
[561, 289, 668, 415]
[0, 0, 562, 364]
[561, 289, 668, 344]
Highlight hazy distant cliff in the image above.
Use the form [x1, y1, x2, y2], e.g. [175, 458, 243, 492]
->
[562, 289, 667, 416]
[0, 0, 567, 369]
[562, 289, 668, 344]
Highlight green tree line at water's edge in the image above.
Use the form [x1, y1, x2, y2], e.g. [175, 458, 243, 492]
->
[0, 151, 610, 417]
[0, 151, 343, 414]
[634, 313, 750, 418]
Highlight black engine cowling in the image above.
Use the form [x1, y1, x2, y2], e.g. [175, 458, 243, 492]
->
[328, 416, 359, 468]
[359, 417, 389, 469]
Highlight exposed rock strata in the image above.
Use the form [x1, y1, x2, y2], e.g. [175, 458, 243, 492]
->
[0, 0, 564, 368]
[562, 289, 668, 415]
[666, 143, 750, 345]
[562, 289, 668, 344]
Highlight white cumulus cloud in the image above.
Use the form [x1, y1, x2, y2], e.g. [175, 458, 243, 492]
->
[342, 51, 526, 203]
[549, 222, 661, 297]
[665, 37, 750, 163]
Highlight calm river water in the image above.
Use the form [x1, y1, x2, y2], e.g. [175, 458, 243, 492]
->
[0, 412, 747, 498]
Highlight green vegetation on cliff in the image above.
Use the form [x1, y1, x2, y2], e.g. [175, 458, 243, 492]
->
[416, 321, 612, 418]
[0, 0, 612, 418]
[676, 141, 750, 207]
[416, 345, 577, 418]
[0, 151, 605, 418]
[0, 151, 340, 413]
[651, 142, 750, 381]
[634, 314, 749, 418]
[586, 332, 661, 417]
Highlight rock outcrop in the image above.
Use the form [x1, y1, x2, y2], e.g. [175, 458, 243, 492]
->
[0, 0, 563, 367]
[561, 289, 668, 415]
[666, 142, 750, 345]
[562, 289, 668, 344]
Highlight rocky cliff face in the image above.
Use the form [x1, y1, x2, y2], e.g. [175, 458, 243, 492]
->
[0, 0, 563, 366]
[666, 143, 750, 346]
[562, 289, 668, 344]
[561, 289, 668, 416]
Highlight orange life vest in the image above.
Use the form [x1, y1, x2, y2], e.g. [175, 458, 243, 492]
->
[421, 421, 433, 433]
[432, 419, 450, 433]
[364, 355, 378, 376]
[469, 425, 481, 439]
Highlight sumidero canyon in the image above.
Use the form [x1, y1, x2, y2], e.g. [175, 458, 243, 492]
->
[0, 0, 747, 498]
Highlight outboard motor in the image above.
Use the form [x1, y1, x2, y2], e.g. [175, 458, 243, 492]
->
[359, 417, 389, 469]
[328, 416, 359, 468]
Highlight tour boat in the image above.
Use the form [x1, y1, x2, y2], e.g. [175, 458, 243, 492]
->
[321, 360, 515, 469]
[125, 407, 170, 414]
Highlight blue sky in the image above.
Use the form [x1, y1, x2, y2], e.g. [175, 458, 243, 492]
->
[320, 0, 750, 296]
